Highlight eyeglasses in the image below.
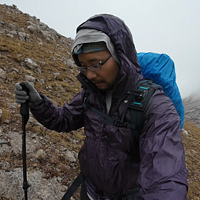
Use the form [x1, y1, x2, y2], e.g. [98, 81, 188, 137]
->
[77, 55, 112, 73]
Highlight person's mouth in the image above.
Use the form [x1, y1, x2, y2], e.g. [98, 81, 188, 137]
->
[94, 81, 104, 88]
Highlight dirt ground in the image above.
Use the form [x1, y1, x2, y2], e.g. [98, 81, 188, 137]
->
[182, 120, 200, 200]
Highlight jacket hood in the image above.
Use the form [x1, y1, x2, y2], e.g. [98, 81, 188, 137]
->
[72, 14, 144, 93]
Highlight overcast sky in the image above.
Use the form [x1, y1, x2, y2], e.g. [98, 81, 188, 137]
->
[1, 0, 200, 98]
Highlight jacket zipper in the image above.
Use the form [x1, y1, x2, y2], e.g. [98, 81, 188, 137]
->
[93, 123, 104, 181]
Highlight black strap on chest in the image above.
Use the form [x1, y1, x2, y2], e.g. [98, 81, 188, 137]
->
[83, 80, 161, 131]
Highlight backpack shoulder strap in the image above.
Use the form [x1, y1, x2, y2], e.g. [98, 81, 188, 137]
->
[61, 172, 85, 200]
[127, 80, 161, 111]
[126, 80, 161, 134]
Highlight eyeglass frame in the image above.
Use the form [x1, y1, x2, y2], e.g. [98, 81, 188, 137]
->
[77, 55, 112, 73]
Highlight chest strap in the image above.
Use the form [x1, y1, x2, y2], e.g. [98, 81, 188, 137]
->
[83, 102, 138, 129]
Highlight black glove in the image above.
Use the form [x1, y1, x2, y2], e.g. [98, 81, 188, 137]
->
[14, 81, 44, 109]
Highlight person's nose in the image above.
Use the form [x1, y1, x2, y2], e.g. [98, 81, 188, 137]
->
[86, 70, 98, 80]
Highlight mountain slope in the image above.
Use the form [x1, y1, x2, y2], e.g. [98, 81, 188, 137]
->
[0, 4, 83, 200]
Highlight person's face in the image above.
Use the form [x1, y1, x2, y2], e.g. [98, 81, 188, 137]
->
[78, 51, 120, 90]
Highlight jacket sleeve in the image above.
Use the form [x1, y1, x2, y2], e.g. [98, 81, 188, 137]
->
[136, 90, 188, 200]
[31, 90, 85, 132]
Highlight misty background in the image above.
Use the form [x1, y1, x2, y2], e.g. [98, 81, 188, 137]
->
[1, 0, 200, 99]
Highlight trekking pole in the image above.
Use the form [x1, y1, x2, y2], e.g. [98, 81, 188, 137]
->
[20, 82, 30, 200]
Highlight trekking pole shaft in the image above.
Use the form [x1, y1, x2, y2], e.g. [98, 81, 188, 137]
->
[22, 116, 30, 200]
[20, 83, 30, 200]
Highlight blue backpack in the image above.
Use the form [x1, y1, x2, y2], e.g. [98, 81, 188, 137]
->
[138, 52, 184, 129]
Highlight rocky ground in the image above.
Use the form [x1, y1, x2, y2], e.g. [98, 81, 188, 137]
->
[0, 4, 200, 200]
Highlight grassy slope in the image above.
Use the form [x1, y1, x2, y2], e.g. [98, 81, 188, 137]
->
[182, 120, 200, 199]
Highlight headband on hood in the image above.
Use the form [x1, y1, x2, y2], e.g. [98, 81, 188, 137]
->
[73, 42, 108, 54]
[71, 29, 120, 66]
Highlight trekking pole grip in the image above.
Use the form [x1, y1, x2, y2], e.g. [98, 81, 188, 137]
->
[19, 82, 29, 116]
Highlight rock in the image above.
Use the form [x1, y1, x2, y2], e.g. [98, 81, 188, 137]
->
[0, 29, 7, 34]
[8, 23, 17, 30]
[25, 75, 36, 82]
[11, 67, 19, 73]
[0, 131, 42, 155]
[26, 20, 60, 42]
[0, 138, 9, 145]
[18, 32, 30, 42]
[0, 169, 66, 200]
[3, 120, 10, 124]
[65, 150, 77, 162]
[9, 30, 17, 35]
[181, 129, 188, 135]
[24, 58, 37, 69]
[6, 33, 13, 38]
[0, 109, 2, 118]
[38, 22, 48, 30]
[54, 72, 60, 79]
[63, 57, 75, 68]
[8, 103, 18, 109]
[27, 25, 37, 33]
[0, 69, 6, 79]
[0, 161, 10, 169]
[38, 61, 46, 67]
[0, 20, 5, 26]
[18, 27, 24, 32]
[35, 149, 47, 159]
[38, 79, 45, 84]
[40, 30, 50, 40]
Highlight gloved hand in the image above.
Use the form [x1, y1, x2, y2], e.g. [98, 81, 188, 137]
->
[14, 81, 44, 109]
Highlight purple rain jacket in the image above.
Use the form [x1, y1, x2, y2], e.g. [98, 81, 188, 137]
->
[31, 15, 188, 199]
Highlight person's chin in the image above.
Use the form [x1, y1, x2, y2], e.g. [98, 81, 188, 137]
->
[99, 85, 114, 91]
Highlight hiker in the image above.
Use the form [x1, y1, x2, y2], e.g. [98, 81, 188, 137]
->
[14, 14, 188, 200]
